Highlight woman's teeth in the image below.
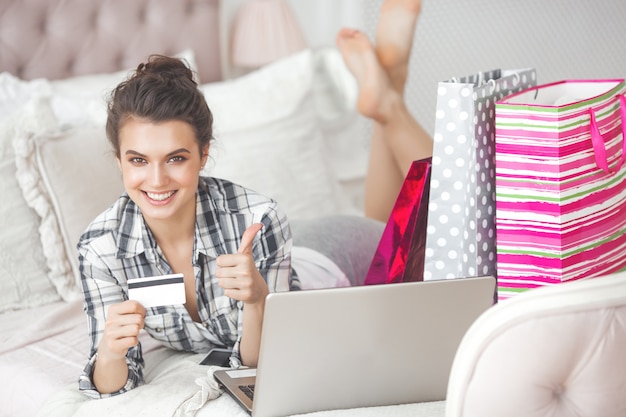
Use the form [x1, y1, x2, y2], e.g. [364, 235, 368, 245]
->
[146, 191, 175, 201]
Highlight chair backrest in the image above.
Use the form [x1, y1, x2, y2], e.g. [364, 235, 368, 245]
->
[445, 272, 626, 417]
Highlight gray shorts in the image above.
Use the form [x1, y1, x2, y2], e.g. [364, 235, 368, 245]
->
[290, 215, 385, 286]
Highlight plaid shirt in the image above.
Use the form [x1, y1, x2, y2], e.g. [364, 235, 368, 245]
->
[77, 176, 300, 398]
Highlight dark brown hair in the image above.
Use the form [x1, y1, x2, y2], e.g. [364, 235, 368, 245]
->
[106, 55, 213, 157]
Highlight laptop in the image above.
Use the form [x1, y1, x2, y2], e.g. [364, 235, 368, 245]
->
[214, 275, 496, 416]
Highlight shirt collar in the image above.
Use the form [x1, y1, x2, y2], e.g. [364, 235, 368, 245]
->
[194, 181, 228, 261]
[115, 195, 152, 260]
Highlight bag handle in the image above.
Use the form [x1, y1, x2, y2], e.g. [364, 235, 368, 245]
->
[590, 94, 626, 173]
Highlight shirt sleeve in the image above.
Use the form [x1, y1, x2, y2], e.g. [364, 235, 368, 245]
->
[77, 241, 145, 398]
[256, 202, 300, 293]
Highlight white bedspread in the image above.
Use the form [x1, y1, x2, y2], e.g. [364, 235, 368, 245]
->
[37, 349, 244, 417]
[38, 347, 445, 417]
[1, 301, 445, 417]
[0, 300, 88, 417]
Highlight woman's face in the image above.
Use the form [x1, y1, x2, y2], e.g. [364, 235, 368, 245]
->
[117, 118, 208, 225]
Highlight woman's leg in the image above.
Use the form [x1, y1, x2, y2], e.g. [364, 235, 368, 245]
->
[375, 0, 423, 94]
[291, 216, 385, 286]
[373, 0, 432, 182]
[365, 123, 406, 223]
[336, 12, 432, 222]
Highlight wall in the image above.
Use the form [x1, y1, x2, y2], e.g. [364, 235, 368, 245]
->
[285, 0, 362, 48]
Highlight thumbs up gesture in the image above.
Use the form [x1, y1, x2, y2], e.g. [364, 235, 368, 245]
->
[216, 223, 269, 304]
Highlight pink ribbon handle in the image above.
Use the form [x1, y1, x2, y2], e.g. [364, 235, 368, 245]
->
[590, 94, 626, 174]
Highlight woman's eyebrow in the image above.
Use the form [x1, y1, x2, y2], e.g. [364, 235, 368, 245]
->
[125, 149, 146, 157]
[166, 148, 192, 157]
[124, 148, 191, 157]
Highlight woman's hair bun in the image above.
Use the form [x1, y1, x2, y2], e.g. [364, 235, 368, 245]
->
[135, 54, 195, 84]
[106, 53, 212, 158]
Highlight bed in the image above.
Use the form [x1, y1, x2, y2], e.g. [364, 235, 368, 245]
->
[0, 1, 446, 416]
[5, 1, 626, 416]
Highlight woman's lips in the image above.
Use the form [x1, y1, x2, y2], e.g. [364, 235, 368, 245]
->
[144, 190, 176, 203]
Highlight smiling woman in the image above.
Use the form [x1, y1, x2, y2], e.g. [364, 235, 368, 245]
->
[77, 55, 300, 398]
[74, 0, 434, 402]
[75, 53, 388, 401]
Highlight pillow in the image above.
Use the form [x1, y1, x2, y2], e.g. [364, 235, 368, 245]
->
[201, 49, 352, 220]
[13, 99, 123, 298]
[0, 72, 52, 124]
[0, 99, 61, 311]
[311, 47, 370, 183]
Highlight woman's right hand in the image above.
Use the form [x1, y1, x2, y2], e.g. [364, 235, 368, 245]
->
[97, 300, 146, 361]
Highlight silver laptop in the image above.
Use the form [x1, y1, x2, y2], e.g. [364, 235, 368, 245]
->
[214, 275, 496, 416]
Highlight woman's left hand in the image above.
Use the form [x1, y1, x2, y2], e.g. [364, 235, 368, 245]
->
[216, 223, 269, 305]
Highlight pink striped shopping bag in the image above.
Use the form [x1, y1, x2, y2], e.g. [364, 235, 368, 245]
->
[495, 79, 626, 300]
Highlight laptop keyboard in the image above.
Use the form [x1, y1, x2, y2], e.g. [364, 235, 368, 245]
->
[239, 384, 255, 400]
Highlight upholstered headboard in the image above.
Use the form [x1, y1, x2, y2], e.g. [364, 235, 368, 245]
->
[0, 0, 222, 83]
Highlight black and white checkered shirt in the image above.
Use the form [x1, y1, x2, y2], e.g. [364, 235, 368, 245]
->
[77, 176, 299, 398]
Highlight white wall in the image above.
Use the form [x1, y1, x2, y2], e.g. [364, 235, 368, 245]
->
[286, 0, 363, 48]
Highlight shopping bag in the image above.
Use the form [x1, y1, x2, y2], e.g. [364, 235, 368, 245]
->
[363, 158, 432, 285]
[424, 68, 537, 281]
[495, 79, 626, 300]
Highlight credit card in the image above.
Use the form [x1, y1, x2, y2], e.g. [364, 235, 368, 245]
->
[127, 273, 186, 308]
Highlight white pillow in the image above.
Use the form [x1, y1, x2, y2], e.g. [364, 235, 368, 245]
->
[201, 50, 351, 219]
[0, 72, 52, 124]
[0, 99, 61, 311]
[13, 99, 123, 298]
[311, 47, 370, 183]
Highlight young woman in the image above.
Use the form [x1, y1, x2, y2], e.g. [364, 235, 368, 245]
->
[78, 0, 429, 398]
[76, 55, 386, 398]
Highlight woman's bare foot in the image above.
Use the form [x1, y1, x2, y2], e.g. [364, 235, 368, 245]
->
[375, 0, 422, 92]
[335, 28, 399, 123]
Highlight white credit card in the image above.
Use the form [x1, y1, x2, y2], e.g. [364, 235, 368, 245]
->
[127, 273, 186, 308]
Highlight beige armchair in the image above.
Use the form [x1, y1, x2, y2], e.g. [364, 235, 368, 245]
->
[445, 271, 626, 417]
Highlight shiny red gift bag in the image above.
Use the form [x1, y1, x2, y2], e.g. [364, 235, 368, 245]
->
[364, 158, 432, 285]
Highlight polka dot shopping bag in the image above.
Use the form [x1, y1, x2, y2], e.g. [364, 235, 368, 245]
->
[495, 79, 626, 300]
[424, 68, 537, 284]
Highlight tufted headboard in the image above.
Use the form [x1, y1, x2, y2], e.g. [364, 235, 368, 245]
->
[0, 0, 222, 83]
